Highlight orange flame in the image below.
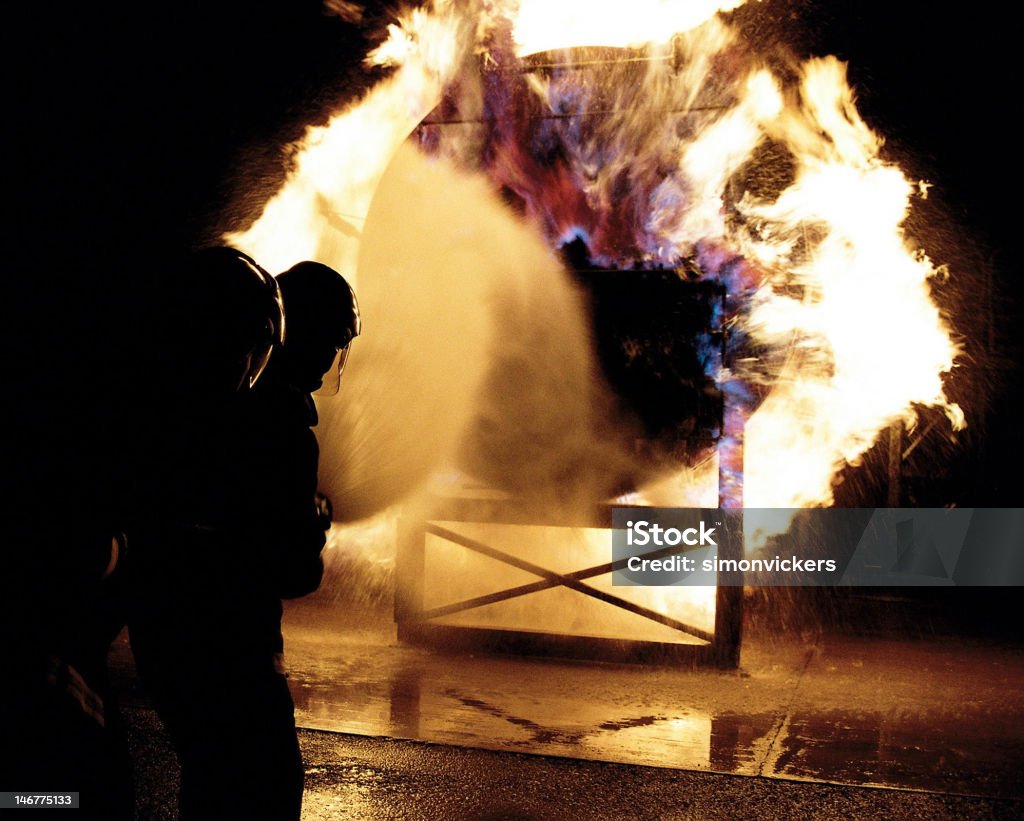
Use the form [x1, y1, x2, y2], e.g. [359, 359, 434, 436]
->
[229, 1, 963, 527]
[226, 0, 465, 275]
[737, 58, 963, 508]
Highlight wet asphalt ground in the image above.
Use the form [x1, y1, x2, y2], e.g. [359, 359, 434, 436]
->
[111, 585, 1024, 819]
[124, 707, 1021, 820]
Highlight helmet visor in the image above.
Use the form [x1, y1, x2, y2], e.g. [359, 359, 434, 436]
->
[313, 343, 353, 397]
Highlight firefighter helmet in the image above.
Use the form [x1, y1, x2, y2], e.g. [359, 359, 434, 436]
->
[178, 246, 286, 393]
[275, 261, 361, 395]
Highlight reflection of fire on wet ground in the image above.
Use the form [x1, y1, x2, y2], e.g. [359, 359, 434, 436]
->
[280, 592, 1024, 801]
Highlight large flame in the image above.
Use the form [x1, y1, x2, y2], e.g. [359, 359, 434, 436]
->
[735, 58, 964, 507]
[226, 0, 466, 275]
[229, 1, 963, 522]
[507, 0, 745, 57]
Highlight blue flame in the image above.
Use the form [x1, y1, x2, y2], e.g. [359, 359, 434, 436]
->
[559, 226, 592, 248]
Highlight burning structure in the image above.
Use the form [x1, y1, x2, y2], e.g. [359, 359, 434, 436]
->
[222, 0, 967, 662]
[229, 0, 962, 509]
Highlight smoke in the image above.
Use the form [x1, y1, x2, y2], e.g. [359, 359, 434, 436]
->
[315, 141, 639, 524]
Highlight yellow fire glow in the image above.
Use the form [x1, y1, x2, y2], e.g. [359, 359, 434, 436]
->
[737, 57, 963, 508]
[226, 0, 465, 275]
[508, 0, 745, 56]
[669, 69, 783, 250]
[229, 0, 963, 535]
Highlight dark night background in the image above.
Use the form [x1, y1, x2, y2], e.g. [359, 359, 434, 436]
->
[6, 3, 1021, 557]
